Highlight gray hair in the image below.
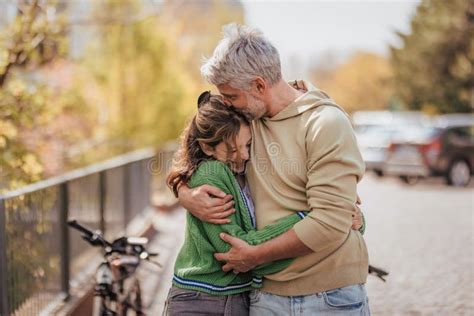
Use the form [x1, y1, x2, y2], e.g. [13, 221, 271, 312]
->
[201, 23, 282, 90]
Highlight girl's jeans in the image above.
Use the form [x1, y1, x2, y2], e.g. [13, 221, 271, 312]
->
[163, 286, 249, 316]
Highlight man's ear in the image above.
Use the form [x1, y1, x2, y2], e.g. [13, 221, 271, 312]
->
[253, 77, 267, 95]
[198, 141, 214, 157]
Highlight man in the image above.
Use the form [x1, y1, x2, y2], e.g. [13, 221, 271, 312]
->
[178, 24, 370, 315]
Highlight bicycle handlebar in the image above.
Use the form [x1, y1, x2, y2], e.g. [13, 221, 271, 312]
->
[67, 220, 160, 265]
[67, 220, 112, 247]
[68, 220, 94, 237]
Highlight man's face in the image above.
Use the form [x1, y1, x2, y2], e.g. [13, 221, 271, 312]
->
[217, 83, 267, 121]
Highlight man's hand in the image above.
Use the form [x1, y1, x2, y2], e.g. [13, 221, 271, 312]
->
[178, 184, 235, 224]
[214, 233, 259, 273]
[214, 229, 312, 273]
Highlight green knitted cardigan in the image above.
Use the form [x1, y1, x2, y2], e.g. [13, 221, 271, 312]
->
[172, 160, 309, 295]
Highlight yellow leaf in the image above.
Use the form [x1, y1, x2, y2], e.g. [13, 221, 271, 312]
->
[21, 154, 44, 176]
[0, 120, 18, 138]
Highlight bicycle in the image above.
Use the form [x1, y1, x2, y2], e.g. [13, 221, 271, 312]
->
[68, 220, 161, 316]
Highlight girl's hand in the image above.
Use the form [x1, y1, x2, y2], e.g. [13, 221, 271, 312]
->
[351, 197, 363, 230]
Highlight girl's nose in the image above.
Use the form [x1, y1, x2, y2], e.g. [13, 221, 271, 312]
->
[241, 149, 249, 161]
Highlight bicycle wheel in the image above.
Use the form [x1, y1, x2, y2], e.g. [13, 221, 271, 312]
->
[93, 295, 116, 316]
[121, 279, 143, 316]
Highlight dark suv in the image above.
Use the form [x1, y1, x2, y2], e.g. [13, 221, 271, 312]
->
[384, 114, 474, 187]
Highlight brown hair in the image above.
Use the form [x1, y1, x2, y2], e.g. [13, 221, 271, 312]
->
[166, 93, 249, 197]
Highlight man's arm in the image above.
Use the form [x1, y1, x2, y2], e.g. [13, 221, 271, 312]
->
[214, 206, 364, 273]
[291, 107, 364, 254]
[177, 184, 236, 224]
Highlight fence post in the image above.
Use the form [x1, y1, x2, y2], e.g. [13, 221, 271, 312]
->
[143, 158, 152, 211]
[123, 164, 131, 231]
[99, 171, 106, 235]
[59, 183, 70, 300]
[0, 199, 10, 316]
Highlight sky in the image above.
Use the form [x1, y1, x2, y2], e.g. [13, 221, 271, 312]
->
[242, 0, 421, 78]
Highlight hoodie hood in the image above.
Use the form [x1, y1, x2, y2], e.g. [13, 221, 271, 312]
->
[267, 80, 348, 121]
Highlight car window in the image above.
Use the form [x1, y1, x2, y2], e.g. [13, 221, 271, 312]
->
[446, 126, 474, 146]
[451, 127, 473, 139]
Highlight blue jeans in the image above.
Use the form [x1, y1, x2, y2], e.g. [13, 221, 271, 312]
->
[249, 284, 370, 316]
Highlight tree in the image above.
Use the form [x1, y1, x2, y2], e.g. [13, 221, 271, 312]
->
[160, 0, 245, 81]
[311, 52, 394, 113]
[0, 4, 82, 310]
[0, 0, 97, 190]
[1, 0, 65, 189]
[72, 0, 197, 162]
[71, 0, 246, 165]
[390, 0, 473, 113]
[1, 0, 247, 188]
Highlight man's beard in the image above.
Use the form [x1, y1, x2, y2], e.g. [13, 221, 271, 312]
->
[242, 94, 267, 121]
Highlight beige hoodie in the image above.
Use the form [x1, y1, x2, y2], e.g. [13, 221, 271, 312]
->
[246, 80, 368, 295]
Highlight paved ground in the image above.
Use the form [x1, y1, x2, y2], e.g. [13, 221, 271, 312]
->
[141, 174, 474, 315]
[360, 174, 474, 315]
[137, 208, 185, 316]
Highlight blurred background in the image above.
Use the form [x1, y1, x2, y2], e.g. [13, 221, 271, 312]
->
[0, 0, 473, 315]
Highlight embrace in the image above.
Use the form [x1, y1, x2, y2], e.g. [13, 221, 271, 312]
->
[163, 24, 370, 316]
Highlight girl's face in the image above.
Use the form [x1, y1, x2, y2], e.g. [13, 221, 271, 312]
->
[211, 124, 252, 174]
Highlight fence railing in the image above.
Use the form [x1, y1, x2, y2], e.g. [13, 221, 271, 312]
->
[0, 146, 175, 316]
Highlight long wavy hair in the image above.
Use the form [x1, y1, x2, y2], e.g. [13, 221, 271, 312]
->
[167, 93, 249, 197]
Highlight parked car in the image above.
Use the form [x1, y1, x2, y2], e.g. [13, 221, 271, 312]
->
[352, 111, 431, 177]
[353, 111, 431, 134]
[356, 125, 398, 176]
[383, 114, 474, 187]
[352, 111, 394, 135]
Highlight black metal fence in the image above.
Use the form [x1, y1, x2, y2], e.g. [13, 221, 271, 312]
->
[0, 147, 172, 316]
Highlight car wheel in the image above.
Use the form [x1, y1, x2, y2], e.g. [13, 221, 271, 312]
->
[374, 169, 384, 177]
[399, 175, 419, 185]
[446, 159, 471, 187]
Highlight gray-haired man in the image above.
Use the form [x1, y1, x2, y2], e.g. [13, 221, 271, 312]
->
[178, 24, 370, 315]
